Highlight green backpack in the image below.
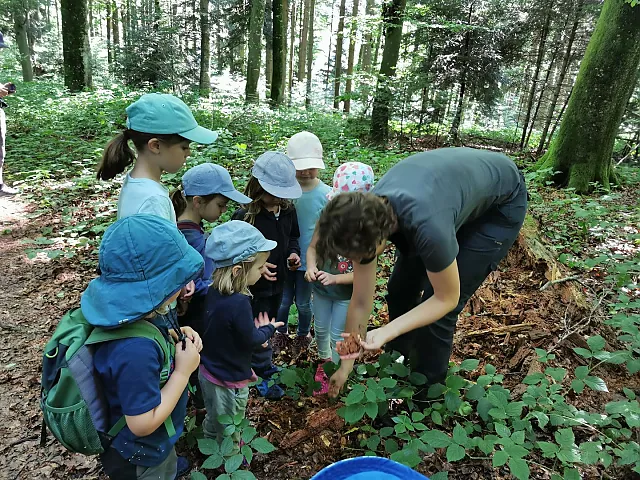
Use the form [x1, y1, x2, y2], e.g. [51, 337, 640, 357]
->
[40, 308, 177, 455]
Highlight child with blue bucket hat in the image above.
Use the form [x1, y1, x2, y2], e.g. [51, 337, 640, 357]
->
[169, 163, 250, 418]
[197, 220, 284, 443]
[80, 215, 205, 479]
[232, 151, 302, 397]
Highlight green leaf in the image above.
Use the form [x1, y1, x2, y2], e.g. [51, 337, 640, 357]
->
[431, 410, 443, 425]
[452, 424, 469, 445]
[409, 371, 428, 385]
[579, 442, 601, 465]
[489, 407, 507, 420]
[412, 412, 425, 422]
[365, 388, 378, 404]
[460, 359, 480, 371]
[523, 373, 546, 385]
[584, 376, 608, 392]
[241, 427, 257, 444]
[218, 414, 234, 426]
[563, 467, 580, 480]
[554, 428, 575, 448]
[420, 429, 452, 448]
[446, 375, 467, 390]
[492, 450, 509, 467]
[391, 362, 410, 377]
[220, 437, 235, 456]
[199, 438, 221, 456]
[251, 437, 276, 454]
[379, 377, 397, 388]
[231, 471, 257, 480]
[504, 443, 529, 459]
[495, 423, 510, 438]
[223, 424, 236, 437]
[241, 445, 253, 465]
[557, 447, 581, 463]
[225, 454, 244, 473]
[191, 473, 208, 480]
[537, 441, 559, 457]
[385, 438, 399, 454]
[574, 366, 589, 380]
[346, 388, 366, 406]
[365, 402, 379, 419]
[431, 473, 449, 480]
[544, 367, 567, 382]
[201, 453, 224, 469]
[477, 397, 492, 421]
[217, 475, 231, 480]
[485, 364, 497, 375]
[511, 430, 525, 445]
[380, 427, 394, 437]
[505, 401, 525, 418]
[390, 448, 423, 468]
[445, 391, 462, 412]
[530, 411, 549, 428]
[508, 457, 530, 480]
[571, 379, 585, 393]
[586, 335, 605, 352]
[446, 443, 466, 462]
[466, 384, 485, 401]
[367, 435, 381, 451]
[572, 347, 592, 358]
[623, 387, 636, 400]
[627, 359, 640, 374]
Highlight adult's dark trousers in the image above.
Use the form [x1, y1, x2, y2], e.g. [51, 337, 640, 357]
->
[386, 176, 528, 386]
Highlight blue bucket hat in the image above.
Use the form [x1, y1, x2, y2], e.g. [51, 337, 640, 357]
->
[126, 93, 218, 144]
[182, 163, 250, 204]
[311, 457, 430, 480]
[81, 215, 204, 328]
[205, 220, 276, 270]
[0, 33, 8, 48]
[252, 152, 302, 199]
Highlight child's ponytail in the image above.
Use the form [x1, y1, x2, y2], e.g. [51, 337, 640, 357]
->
[170, 187, 188, 217]
[97, 130, 136, 180]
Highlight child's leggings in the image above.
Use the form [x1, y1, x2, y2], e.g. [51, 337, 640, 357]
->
[199, 371, 249, 444]
[312, 291, 350, 363]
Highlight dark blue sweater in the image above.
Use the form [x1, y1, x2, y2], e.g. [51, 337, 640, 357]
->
[200, 289, 276, 382]
[177, 220, 213, 296]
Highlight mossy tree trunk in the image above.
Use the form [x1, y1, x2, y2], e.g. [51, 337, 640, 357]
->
[61, 0, 91, 91]
[535, 0, 640, 193]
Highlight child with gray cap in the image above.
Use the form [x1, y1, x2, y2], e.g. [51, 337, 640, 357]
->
[198, 221, 284, 443]
[231, 151, 301, 397]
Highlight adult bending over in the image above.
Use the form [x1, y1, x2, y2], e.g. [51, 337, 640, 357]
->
[312, 148, 528, 397]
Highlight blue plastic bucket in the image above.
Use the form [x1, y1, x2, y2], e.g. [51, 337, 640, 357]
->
[310, 456, 430, 480]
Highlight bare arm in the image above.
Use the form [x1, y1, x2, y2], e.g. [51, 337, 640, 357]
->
[334, 272, 354, 285]
[305, 228, 320, 281]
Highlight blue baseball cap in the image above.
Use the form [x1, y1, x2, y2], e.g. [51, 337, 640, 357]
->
[125, 93, 218, 144]
[81, 215, 204, 328]
[252, 151, 302, 199]
[311, 457, 430, 480]
[182, 163, 250, 204]
[0, 33, 8, 48]
[205, 220, 277, 269]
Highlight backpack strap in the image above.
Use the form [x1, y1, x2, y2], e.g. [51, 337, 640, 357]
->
[87, 321, 177, 439]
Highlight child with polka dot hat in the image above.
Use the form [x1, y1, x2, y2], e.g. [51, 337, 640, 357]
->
[305, 162, 374, 394]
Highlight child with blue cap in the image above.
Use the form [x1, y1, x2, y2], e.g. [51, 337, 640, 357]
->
[170, 163, 250, 417]
[232, 151, 302, 396]
[198, 220, 284, 443]
[80, 215, 205, 479]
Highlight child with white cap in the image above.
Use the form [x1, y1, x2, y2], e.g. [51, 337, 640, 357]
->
[274, 132, 332, 354]
[231, 151, 302, 398]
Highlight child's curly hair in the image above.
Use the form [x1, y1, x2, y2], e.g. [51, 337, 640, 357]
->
[316, 192, 396, 265]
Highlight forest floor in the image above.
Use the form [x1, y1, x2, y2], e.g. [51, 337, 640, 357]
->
[1, 166, 639, 480]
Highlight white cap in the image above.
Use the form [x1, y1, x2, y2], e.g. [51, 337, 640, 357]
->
[286, 131, 326, 170]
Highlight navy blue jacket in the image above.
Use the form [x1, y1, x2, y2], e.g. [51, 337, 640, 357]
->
[200, 289, 276, 382]
[177, 220, 213, 296]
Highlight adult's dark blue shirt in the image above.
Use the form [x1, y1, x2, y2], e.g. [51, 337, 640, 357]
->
[94, 318, 187, 467]
[200, 290, 276, 382]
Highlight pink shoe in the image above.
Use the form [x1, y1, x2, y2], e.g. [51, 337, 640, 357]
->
[313, 360, 330, 396]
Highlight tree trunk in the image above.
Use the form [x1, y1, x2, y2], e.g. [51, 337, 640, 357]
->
[359, 0, 374, 73]
[288, 0, 296, 103]
[61, 0, 91, 91]
[13, 9, 34, 82]
[305, 0, 315, 107]
[271, 0, 286, 105]
[246, 0, 267, 102]
[325, 0, 335, 89]
[88, 0, 94, 36]
[282, 0, 289, 97]
[449, 3, 473, 142]
[106, 1, 113, 65]
[343, 0, 360, 113]
[537, 0, 582, 155]
[199, 0, 211, 95]
[265, 0, 274, 90]
[536, 0, 640, 192]
[372, 21, 382, 68]
[519, 5, 552, 150]
[298, 0, 310, 80]
[370, 0, 406, 141]
[333, 0, 347, 109]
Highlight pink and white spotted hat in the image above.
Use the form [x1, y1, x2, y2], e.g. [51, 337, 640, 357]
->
[327, 162, 375, 200]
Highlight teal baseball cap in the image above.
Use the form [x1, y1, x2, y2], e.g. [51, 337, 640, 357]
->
[125, 93, 218, 144]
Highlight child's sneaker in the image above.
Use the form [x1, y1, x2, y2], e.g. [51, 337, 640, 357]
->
[313, 360, 330, 396]
[175, 456, 190, 478]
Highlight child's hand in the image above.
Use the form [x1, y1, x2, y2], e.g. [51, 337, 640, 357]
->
[287, 253, 301, 271]
[174, 338, 200, 375]
[261, 262, 277, 282]
[254, 312, 285, 330]
[305, 265, 319, 282]
[335, 333, 362, 359]
[180, 327, 203, 352]
[180, 281, 195, 299]
[317, 271, 337, 286]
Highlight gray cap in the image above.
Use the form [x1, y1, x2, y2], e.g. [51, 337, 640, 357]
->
[205, 220, 277, 269]
[182, 163, 251, 204]
[252, 152, 302, 199]
[0, 33, 8, 49]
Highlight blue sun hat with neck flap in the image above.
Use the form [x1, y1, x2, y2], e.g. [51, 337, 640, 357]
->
[311, 457, 430, 480]
[81, 215, 204, 328]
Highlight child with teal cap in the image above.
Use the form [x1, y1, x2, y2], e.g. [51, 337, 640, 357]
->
[96, 93, 218, 302]
[80, 214, 205, 479]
